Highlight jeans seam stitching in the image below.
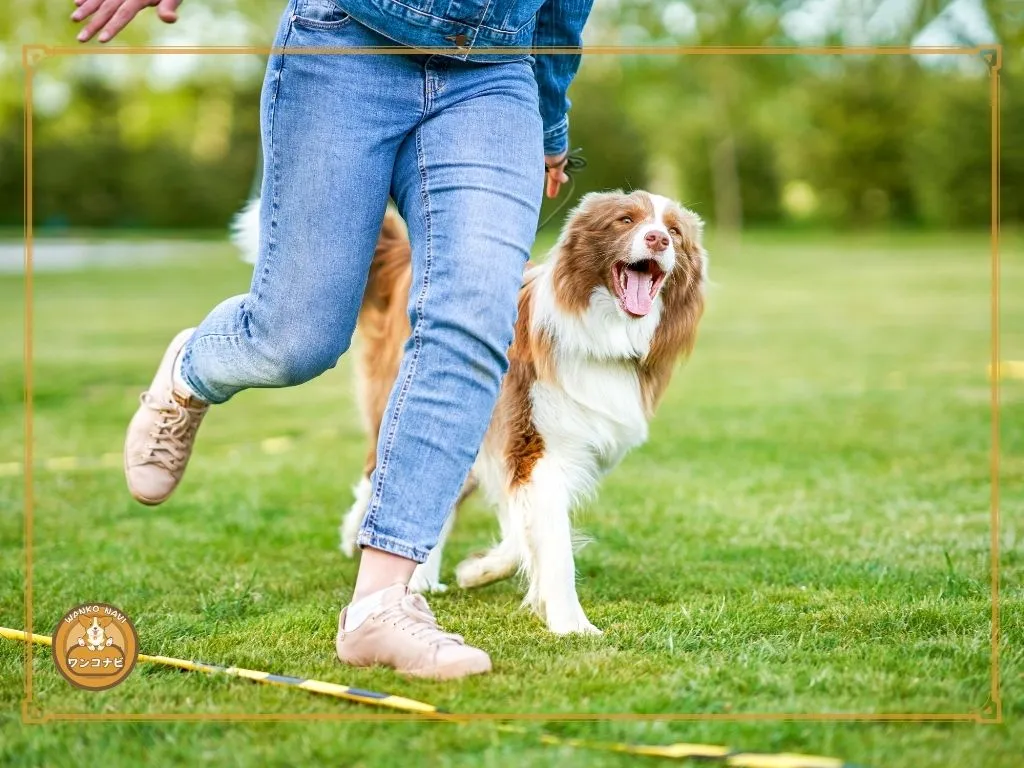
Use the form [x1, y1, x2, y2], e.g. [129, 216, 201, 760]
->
[180, 334, 241, 403]
[253, 9, 294, 326]
[382, 0, 533, 35]
[424, 63, 435, 110]
[356, 532, 427, 562]
[291, 15, 353, 30]
[197, 8, 293, 402]
[178, 348, 208, 402]
[362, 123, 433, 539]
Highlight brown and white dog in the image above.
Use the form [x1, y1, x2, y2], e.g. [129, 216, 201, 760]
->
[333, 190, 709, 635]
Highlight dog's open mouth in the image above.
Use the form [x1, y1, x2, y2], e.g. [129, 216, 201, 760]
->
[612, 259, 667, 317]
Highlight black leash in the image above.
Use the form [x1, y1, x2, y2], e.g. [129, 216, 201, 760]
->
[538, 147, 587, 231]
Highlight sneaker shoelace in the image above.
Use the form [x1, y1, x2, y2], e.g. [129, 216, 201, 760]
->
[139, 392, 205, 473]
[377, 594, 466, 647]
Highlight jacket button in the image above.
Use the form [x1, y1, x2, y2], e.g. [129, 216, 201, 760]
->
[446, 33, 469, 47]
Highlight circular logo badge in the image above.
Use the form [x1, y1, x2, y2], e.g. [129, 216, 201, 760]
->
[52, 603, 139, 691]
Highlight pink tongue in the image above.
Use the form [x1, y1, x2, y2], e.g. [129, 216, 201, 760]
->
[623, 270, 654, 316]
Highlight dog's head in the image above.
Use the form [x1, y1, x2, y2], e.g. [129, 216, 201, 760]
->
[551, 190, 706, 320]
[79, 615, 113, 648]
[544, 190, 708, 410]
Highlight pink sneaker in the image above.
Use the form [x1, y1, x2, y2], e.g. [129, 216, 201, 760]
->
[336, 584, 492, 680]
[124, 329, 208, 505]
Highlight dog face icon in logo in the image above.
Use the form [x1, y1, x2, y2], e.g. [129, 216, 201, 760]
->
[53, 603, 139, 691]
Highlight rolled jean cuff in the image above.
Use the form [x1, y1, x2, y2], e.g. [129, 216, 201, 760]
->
[357, 530, 430, 564]
[179, 342, 227, 405]
[543, 116, 569, 157]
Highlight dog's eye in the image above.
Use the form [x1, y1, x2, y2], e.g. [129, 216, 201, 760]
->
[619, 216, 633, 224]
[668, 227, 680, 236]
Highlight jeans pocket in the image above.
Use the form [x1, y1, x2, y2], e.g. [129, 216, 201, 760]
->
[291, 0, 353, 30]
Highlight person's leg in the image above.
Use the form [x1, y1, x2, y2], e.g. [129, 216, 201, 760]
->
[335, 53, 543, 680]
[124, 7, 421, 504]
[181, 16, 420, 403]
[353, 54, 545, 594]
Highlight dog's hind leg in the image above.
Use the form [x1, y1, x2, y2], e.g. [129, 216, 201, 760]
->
[455, 452, 522, 589]
[455, 533, 520, 589]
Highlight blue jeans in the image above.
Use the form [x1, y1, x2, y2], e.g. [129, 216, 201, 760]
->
[179, 7, 545, 563]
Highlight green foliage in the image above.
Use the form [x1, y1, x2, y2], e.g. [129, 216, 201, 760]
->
[909, 74, 992, 228]
[15, 77, 263, 231]
[1, 2, 1016, 233]
[537, 65, 651, 225]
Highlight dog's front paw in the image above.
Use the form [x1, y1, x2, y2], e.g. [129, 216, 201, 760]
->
[545, 608, 602, 636]
[409, 565, 448, 594]
[455, 551, 513, 590]
[548, 618, 602, 636]
[408, 575, 448, 594]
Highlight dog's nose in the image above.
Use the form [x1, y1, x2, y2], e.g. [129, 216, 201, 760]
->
[645, 231, 670, 252]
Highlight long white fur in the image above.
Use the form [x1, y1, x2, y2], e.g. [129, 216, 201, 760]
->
[490, 265, 654, 633]
[340, 477, 371, 559]
[231, 197, 262, 264]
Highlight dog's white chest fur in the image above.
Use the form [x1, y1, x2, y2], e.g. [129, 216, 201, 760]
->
[531, 360, 648, 474]
[528, 269, 654, 483]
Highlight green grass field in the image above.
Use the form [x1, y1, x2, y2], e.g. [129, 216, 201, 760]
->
[1, 230, 1021, 766]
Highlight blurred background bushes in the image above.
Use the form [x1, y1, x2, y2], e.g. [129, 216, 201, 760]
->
[1, 0, 1020, 235]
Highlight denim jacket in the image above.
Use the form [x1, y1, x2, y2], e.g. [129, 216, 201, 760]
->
[333, 0, 595, 156]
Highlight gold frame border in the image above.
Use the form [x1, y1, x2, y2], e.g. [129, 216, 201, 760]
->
[19, 42, 1003, 725]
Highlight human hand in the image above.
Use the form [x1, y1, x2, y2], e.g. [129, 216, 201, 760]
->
[544, 152, 569, 199]
[72, 0, 182, 43]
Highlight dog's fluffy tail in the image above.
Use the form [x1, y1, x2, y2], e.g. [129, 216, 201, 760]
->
[231, 197, 262, 264]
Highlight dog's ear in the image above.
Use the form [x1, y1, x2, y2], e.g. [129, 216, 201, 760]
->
[639, 279, 705, 414]
[568, 190, 626, 220]
[78, 616, 93, 628]
[557, 190, 629, 253]
[683, 207, 705, 238]
[99, 617, 113, 627]
[639, 203, 708, 415]
[575, 189, 624, 208]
